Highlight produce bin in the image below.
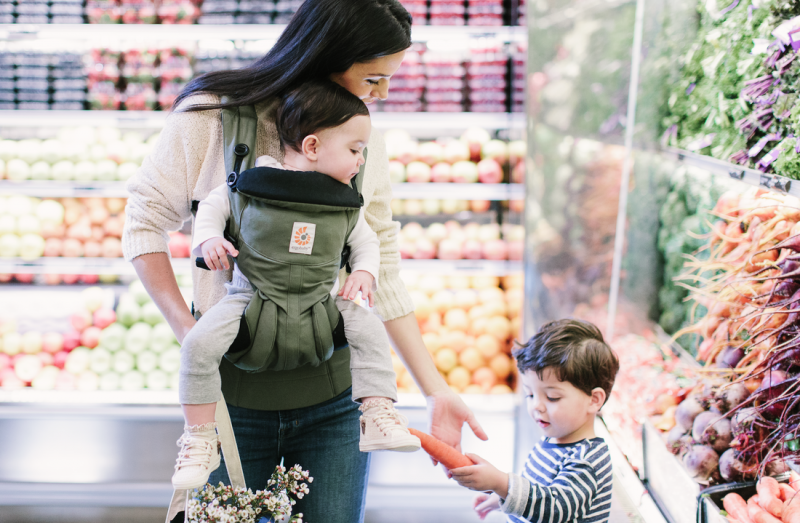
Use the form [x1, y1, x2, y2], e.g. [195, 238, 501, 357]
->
[696, 481, 757, 523]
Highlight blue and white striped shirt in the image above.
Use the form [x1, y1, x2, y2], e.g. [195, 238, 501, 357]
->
[501, 437, 613, 523]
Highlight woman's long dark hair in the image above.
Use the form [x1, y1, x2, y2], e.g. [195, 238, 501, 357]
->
[173, 0, 411, 111]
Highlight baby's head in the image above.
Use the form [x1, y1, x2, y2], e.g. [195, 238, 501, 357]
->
[512, 319, 619, 443]
[276, 80, 371, 184]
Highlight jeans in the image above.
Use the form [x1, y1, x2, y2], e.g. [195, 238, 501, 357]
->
[208, 387, 371, 523]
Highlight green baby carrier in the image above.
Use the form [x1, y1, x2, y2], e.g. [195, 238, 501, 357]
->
[195, 104, 366, 372]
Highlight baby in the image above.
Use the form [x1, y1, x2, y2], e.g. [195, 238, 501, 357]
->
[451, 319, 619, 523]
[172, 80, 420, 490]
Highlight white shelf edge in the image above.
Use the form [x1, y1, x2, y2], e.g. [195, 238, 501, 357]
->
[668, 147, 800, 198]
[0, 23, 525, 42]
[0, 257, 522, 275]
[392, 182, 524, 200]
[0, 110, 525, 131]
[0, 180, 129, 198]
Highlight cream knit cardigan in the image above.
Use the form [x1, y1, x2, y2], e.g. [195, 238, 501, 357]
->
[122, 94, 415, 321]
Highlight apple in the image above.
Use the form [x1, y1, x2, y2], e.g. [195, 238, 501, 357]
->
[99, 371, 121, 391]
[89, 347, 112, 374]
[158, 346, 181, 373]
[82, 286, 106, 313]
[41, 332, 63, 354]
[53, 350, 70, 369]
[101, 237, 123, 258]
[80, 326, 102, 349]
[43, 238, 62, 257]
[482, 239, 508, 260]
[71, 310, 93, 332]
[41, 139, 63, 164]
[92, 309, 116, 330]
[76, 371, 100, 391]
[21, 331, 42, 354]
[30, 161, 52, 181]
[36, 200, 65, 225]
[74, 161, 97, 182]
[401, 222, 425, 241]
[402, 199, 423, 216]
[441, 199, 461, 214]
[405, 161, 431, 183]
[0, 216, 14, 235]
[112, 351, 135, 374]
[61, 238, 83, 257]
[17, 215, 41, 235]
[478, 224, 501, 242]
[83, 240, 101, 258]
[38, 351, 54, 366]
[95, 160, 118, 182]
[437, 239, 463, 260]
[1, 368, 24, 389]
[99, 323, 127, 352]
[463, 239, 483, 260]
[391, 199, 404, 216]
[384, 129, 413, 160]
[19, 234, 45, 260]
[115, 299, 141, 328]
[388, 161, 406, 183]
[443, 139, 470, 164]
[13, 273, 34, 284]
[417, 141, 444, 166]
[62, 330, 81, 352]
[504, 224, 525, 242]
[2, 332, 21, 355]
[399, 240, 417, 259]
[103, 217, 124, 238]
[168, 232, 191, 258]
[54, 370, 77, 390]
[15, 354, 42, 382]
[150, 323, 177, 353]
[460, 127, 491, 162]
[129, 281, 152, 306]
[125, 322, 152, 354]
[426, 223, 448, 243]
[79, 274, 100, 285]
[511, 161, 525, 184]
[106, 197, 126, 215]
[477, 158, 503, 184]
[450, 161, 479, 183]
[421, 199, 441, 215]
[0, 274, 11, 283]
[508, 140, 526, 164]
[117, 162, 139, 181]
[136, 350, 159, 373]
[413, 238, 437, 260]
[120, 370, 145, 391]
[32, 365, 60, 390]
[0, 234, 21, 258]
[395, 140, 418, 165]
[6, 159, 31, 181]
[430, 162, 452, 183]
[508, 240, 524, 261]
[141, 302, 165, 326]
[145, 369, 169, 390]
[0, 353, 9, 372]
[481, 140, 508, 163]
[64, 346, 91, 374]
[51, 160, 76, 181]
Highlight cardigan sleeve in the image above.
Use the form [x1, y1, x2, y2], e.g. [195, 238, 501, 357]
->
[122, 95, 221, 262]
[362, 128, 415, 321]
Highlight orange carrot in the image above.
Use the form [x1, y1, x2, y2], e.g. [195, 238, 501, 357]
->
[759, 477, 784, 518]
[750, 495, 763, 521]
[723, 493, 755, 523]
[748, 495, 782, 523]
[780, 484, 796, 502]
[791, 471, 800, 492]
[784, 494, 800, 523]
[408, 428, 473, 469]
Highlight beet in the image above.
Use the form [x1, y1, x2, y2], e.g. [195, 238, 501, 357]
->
[757, 369, 792, 420]
[692, 411, 733, 453]
[667, 425, 688, 455]
[683, 444, 720, 481]
[675, 397, 705, 431]
[776, 281, 800, 297]
[715, 383, 750, 413]
[731, 407, 762, 436]
[719, 448, 747, 481]
[766, 457, 790, 476]
[719, 347, 745, 368]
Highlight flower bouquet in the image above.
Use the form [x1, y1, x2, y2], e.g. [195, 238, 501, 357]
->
[186, 464, 312, 523]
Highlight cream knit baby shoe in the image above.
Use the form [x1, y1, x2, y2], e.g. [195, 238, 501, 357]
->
[358, 399, 421, 452]
[171, 422, 221, 490]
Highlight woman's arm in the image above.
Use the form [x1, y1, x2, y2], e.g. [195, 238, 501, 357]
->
[132, 253, 196, 343]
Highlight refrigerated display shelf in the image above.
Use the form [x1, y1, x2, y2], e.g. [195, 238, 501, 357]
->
[0, 110, 525, 132]
[0, 180, 523, 200]
[0, 257, 523, 275]
[533, 0, 635, 29]
[0, 24, 526, 43]
[669, 148, 798, 198]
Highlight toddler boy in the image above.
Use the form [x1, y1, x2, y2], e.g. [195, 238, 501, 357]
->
[451, 319, 619, 523]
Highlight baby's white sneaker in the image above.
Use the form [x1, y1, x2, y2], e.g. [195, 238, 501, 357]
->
[171, 422, 221, 490]
[358, 398, 421, 452]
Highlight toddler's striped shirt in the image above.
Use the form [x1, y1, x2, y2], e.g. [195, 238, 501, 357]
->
[501, 437, 613, 523]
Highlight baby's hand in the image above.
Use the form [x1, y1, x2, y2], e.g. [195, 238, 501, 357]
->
[200, 237, 239, 271]
[450, 453, 509, 496]
[473, 492, 501, 520]
[338, 270, 374, 306]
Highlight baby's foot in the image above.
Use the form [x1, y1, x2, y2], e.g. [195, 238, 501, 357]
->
[171, 422, 221, 490]
[358, 398, 421, 452]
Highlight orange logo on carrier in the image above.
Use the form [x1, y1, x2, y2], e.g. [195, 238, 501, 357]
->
[289, 222, 316, 255]
[294, 227, 311, 246]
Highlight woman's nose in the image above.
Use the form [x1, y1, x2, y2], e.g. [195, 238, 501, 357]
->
[373, 79, 390, 101]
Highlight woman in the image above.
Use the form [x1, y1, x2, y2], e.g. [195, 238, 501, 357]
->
[122, 1, 487, 521]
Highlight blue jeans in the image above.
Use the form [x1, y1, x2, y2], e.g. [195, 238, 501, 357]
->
[208, 387, 371, 523]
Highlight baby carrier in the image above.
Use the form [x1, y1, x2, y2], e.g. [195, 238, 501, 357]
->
[195, 104, 367, 372]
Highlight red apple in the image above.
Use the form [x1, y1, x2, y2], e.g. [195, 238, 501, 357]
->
[463, 239, 483, 260]
[101, 237, 122, 258]
[470, 200, 492, 213]
[417, 141, 444, 166]
[53, 350, 70, 369]
[451, 161, 479, 183]
[14, 274, 34, 284]
[482, 239, 508, 260]
[43, 274, 62, 285]
[71, 311, 92, 332]
[508, 240, 524, 261]
[80, 326, 102, 349]
[430, 162, 452, 183]
[83, 240, 102, 258]
[0, 368, 23, 389]
[399, 240, 417, 259]
[62, 330, 82, 351]
[477, 158, 503, 184]
[511, 160, 525, 184]
[40, 222, 65, 239]
[38, 352, 54, 367]
[62, 238, 84, 257]
[89, 206, 110, 226]
[437, 239, 463, 260]
[43, 238, 63, 257]
[508, 140, 526, 165]
[42, 332, 63, 354]
[461, 127, 490, 162]
[509, 199, 525, 213]
[413, 238, 437, 260]
[405, 161, 432, 183]
[103, 216, 124, 238]
[61, 274, 81, 284]
[481, 140, 508, 164]
[168, 232, 191, 258]
[444, 220, 462, 234]
[0, 274, 12, 283]
[55, 369, 76, 390]
[93, 309, 116, 329]
[79, 274, 99, 284]
[0, 353, 10, 372]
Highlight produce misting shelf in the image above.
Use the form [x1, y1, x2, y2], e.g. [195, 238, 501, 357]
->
[0, 257, 523, 275]
[0, 24, 526, 43]
[0, 180, 524, 200]
[0, 110, 525, 132]
[668, 148, 800, 198]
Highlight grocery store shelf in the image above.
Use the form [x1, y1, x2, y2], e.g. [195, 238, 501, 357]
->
[534, 0, 635, 29]
[0, 481, 174, 507]
[0, 110, 525, 131]
[0, 23, 525, 43]
[0, 257, 521, 275]
[392, 182, 524, 200]
[669, 147, 799, 197]
[0, 180, 129, 198]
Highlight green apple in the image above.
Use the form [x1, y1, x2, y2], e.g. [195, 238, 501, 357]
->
[115, 300, 141, 328]
[112, 350, 135, 374]
[120, 370, 145, 391]
[135, 350, 158, 373]
[141, 302, 165, 326]
[15, 354, 43, 382]
[89, 347, 112, 374]
[2, 332, 21, 355]
[99, 371, 121, 391]
[124, 322, 152, 354]
[76, 370, 99, 391]
[21, 331, 42, 354]
[145, 369, 169, 390]
[128, 281, 152, 306]
[36, 200, 65, 225]
[19, 234, 45, 260]
[51, 160, 75, 181]
[64, 346, 91, 374]
[99, 323, 126, 352]
[150, 323, 177, 353]
[31, 366, 59, 390]
[158, 346, 181, 373]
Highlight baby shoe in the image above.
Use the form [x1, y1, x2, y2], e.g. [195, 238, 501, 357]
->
[359, 398, 421, 452]
[171, 422, 221, 490]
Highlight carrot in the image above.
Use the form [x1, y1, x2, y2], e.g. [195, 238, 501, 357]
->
[750, 495, 764, 521]
[759, 477, 784, 518]
[724, 493, 755, 523]
[408, 428, 473, 469]
[749, 495, 782, 523]
[784, 492, 800, 523]
[791, 471, 800, 492]
[780, 484, 796, 502]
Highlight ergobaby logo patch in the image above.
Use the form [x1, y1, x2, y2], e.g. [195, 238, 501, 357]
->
[290, 222, 316, 255]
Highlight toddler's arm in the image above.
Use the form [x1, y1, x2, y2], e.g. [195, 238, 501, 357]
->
[339, 208, 380, 305]
[192, 184, 237, 270]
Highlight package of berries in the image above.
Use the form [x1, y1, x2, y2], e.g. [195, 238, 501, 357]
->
[86, 0, 122, 24]
[123, 83, 158, 111]
[119, 0, 157, 24]
[88, 81, 122, 110]
[157, 0, 200, 24]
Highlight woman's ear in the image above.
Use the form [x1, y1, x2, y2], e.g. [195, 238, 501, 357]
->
[301, 134, 320, 161]
[589, 388, 606, 413]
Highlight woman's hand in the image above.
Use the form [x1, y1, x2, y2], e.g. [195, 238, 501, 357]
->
[426, 389, 488, 461]
[473, 492, 502, 520]
[451, 454, 508, 497]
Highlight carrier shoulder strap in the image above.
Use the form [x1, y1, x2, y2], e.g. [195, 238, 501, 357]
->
[221, 101, 257, 242]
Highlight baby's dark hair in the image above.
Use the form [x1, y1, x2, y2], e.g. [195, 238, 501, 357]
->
[276, 79, 370, 153]
[512, 319, 619, 403]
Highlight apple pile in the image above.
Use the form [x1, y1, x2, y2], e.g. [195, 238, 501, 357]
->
[0, 127, 158, 182]
[395, 272, 523, 394]
[385, 127, 525, 185]
[398, 221, 524, 261]
[0, 195, 190, 284]
[0, 283, 181, 391]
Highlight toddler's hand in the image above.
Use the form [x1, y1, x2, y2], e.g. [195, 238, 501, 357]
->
[338, 270, 374, 306]
[201, 237, 239, 271]
[450, 453, 509, 496]
[473, 492, 501, 520]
